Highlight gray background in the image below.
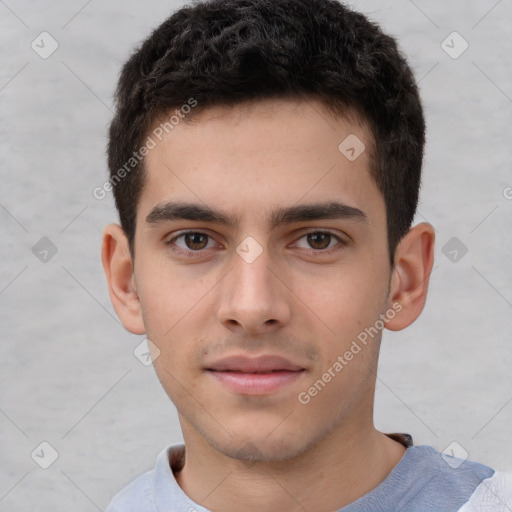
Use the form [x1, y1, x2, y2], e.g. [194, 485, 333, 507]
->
[1, 0, 511, 510]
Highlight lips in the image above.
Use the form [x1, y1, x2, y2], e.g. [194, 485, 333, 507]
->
[205, 355, 306, 395]
[205, 355, 305, 373]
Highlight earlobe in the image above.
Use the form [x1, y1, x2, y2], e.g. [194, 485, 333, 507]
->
[385, 222, 435, 332]
[101, 224, 145, 335]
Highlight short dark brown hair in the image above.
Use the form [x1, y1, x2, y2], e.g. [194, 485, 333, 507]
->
[107, 0, 425, 265]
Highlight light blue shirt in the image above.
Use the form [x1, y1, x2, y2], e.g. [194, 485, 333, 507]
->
[105, 442, 511, 511]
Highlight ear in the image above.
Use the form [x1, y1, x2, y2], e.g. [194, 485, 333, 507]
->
[385, 222, 435, 331]
[101, 223, 145, 335]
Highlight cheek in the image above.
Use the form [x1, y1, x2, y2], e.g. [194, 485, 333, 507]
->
[136, 264, 212, 378]
[293, 263, 387, 343]
[296, 280, 384, 413]
[136, 256, 205, 334]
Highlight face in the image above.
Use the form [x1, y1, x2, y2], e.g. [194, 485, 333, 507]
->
[130, 98, 394, 461]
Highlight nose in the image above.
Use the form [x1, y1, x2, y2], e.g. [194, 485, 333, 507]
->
[216, 245, 291, 335]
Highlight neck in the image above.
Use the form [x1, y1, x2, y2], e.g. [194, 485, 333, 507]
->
[175, 420, 406, 512]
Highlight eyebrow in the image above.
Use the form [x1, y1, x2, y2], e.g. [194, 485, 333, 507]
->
[145, 200, 368, 229]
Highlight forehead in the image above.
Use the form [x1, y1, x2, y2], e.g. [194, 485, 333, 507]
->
[139, 98, 383, 228]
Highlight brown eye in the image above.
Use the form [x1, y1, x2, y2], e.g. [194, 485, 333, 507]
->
[166, 231, 216, 254]
[293, 231, 345, 253]
[182, 232, 209, 250]
[306, 232, 332, 250]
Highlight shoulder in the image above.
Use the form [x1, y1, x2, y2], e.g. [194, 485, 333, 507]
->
[105, 469, 154, 512]
[458, 471, 512, 511]
[401, 444, 494, 483]
[379, 444, 497, 511]
[104, 444, 181, 512]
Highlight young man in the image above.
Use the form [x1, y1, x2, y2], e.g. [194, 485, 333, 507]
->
[101, 0, 511, 510]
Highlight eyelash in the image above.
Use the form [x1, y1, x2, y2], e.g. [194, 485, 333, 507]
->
[164, 230, 347, 258]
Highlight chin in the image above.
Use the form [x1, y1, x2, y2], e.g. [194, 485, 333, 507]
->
[209, 431, 316, 464]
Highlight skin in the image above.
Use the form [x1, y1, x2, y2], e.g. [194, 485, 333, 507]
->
[102, 98, 435, 511]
